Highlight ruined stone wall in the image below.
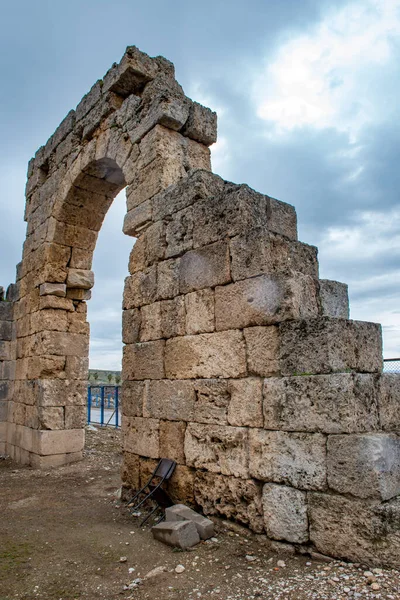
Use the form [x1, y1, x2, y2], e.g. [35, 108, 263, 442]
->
[4, 45, 400, 568]
[6, 47, 215, 468]
[120, 169, 400, 568]
[0, 285, 16, 455]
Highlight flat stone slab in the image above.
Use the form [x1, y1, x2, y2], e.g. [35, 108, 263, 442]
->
[165, 503, 214, 540]
[152, 519, 200, 549]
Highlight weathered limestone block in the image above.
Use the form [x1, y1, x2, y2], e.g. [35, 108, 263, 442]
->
[279, 318, 383, 376]
[378, 373, 400, 431]
[183, 101, 217, 146]
[140, 302, 162, 341]
[65, 356, 88, 380]
[30, 451, 83, 469]
[215, 274, 318, 331]
[244, 326, 280, 377]
[32, 428, 84, 455]
[0, 320, 12, 341]
[263, 374, 379, 433]
[128, 237, 146, 274]
[262, 484, 309, 544]
[39, 296, 74, 311]
[249, 429, 327, 490]
[124, 416, 159, 458]
[69, 246, 93, 270]
[121, 451, 140, 490]
[309, 493, 400, 568]
[319, 279, 349, 318]
[193, 379, 230, 424]
[157, 258, 180, 300]
[39, 282, 66, 297]
[227, 378, 263, 427]
[168, 465, 195, 506]
[160, 296, 186, 338]
[194, 471, 264, 533]
[327, 434, 400, 500]
[165, 330, 246, 379]
[184, 423, 249, 478]
[165, 504, 215, 540]
[38, 407, 64, 430]
[121, 381, 144, 417]
[66, 269, 94, 290]
[66, 289, 91, 301]
[30, 309, 68, 333]
[0, 301, 13, 320]
[165, 205, 194, 258]
[64, 405, 86, 429]
[179, 241, 231, 294]
[35, 379, 86, 407]
[26, 354, 66, 379]
[143, 379, 195, 421]
[159, 420, 186, 464]
[123, 340, 165, 380]
[185, 289, 214, 334]
[30, 331, 88, 357]
[122, 308, 141, 344]
[268, 197, 298, 240]
[123, 201, 152, 237]
[123, 266, 157, 309]
[152, 520, 200, 549]
[152, 170, 224, 221]
[102, 46, 159, 97]
[230, 230, 318, 282]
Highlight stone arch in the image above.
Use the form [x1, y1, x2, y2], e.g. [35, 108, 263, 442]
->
[3, 45, 400, 569]
[7, 46, 216, 468]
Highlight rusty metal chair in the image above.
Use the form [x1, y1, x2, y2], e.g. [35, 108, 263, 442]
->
[128, 458, 176, 525]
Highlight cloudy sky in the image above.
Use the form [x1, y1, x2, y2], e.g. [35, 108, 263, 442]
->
[1, 0, 399, 368]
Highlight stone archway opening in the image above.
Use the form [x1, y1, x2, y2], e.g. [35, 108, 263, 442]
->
[2, 45, 400, 568]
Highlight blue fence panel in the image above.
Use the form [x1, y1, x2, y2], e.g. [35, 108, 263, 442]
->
[87, 385, 121, 428]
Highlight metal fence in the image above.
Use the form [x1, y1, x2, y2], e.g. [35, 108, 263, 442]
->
[383, 359, 400, 374]
[87, 385, 121, 428]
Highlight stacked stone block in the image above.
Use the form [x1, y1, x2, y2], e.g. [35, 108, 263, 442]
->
[6, 46, 215, 467]
[3, 44, 399, 567]
[0, 286, 15, 455]
[120, 169, 400, 568]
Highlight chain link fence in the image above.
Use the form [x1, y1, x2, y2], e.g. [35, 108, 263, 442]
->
[383, 359, 400, 373]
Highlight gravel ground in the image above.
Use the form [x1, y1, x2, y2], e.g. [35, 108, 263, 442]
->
[0, 426, 399, 600]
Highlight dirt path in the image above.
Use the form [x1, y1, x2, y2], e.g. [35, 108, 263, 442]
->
[1, 428, 399, 600]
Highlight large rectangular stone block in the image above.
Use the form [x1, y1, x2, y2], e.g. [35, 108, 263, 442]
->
[0, 301, 13, 320]
[32, 428, 85, 455]
[230, 230, 317, 282]
[30, 451, 83, 469]
[121, 381, 144, 417]
[36, 379, 86, 407]
[249, 429, 327, 490]
[319, 279, 349, 318]
[157, 258, 180, 300]
[244, 326, 280, 377]
[378, 373, 400, 431]
[227, 378, 263, 427]
[123, 340, 165, 380]
[165, 504, 214, 539]
[165, 330, 246, 379]
[143, 380, 195, 421]
[184, 423, 249, 478]
[309, 492, 400, 568]
[122, 308, 141, 344]
[30, 331, 88, 357]
[194, 471, 264, 533]
[159, 420, 186, 464]
[262, 483, 309, 544]
[165, 205, 194, 258]
[0, 320, 12, 341]
[215, 274, 318, 331]
[38, 406, 64, 430]
[179, 241, 231, 294]
[263, 374, 379, 433]
[152, 520, 200, 549]
[279, 318, 383, 376]
[327, 433, 400, 501]
[193, 379, 230, 424]
[152, 170, 225, 221]
[185, 289, 214, 334]
[123, 266, 157, 309]
[123, 416, 159, 459]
